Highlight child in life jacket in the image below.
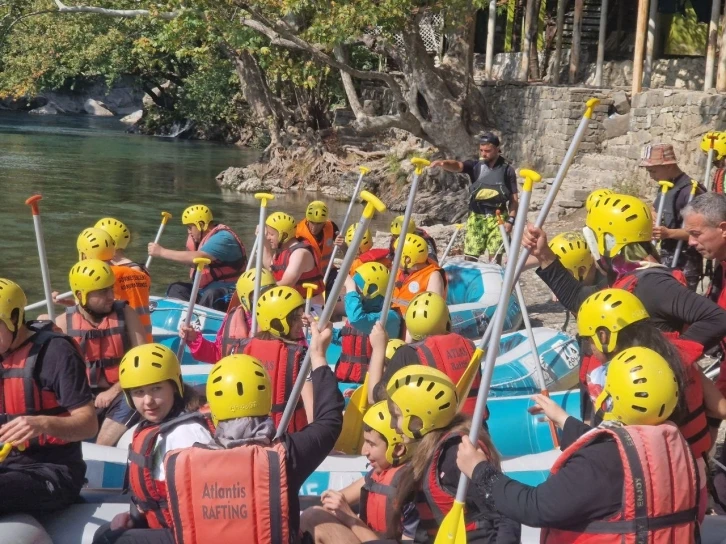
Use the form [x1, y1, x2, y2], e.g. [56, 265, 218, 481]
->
[391, 234, 446, 315]
[385, 365, 521, 544]
[93, 343, 213, 544]
[161, 320, 343, 544]
[343, 223, 391, 274]
[179, 268, 276, 363]
[301, 401, 416, 543]
[457, 347, 699, 543]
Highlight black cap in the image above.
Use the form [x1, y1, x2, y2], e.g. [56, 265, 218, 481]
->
[478, 132, 500, 147]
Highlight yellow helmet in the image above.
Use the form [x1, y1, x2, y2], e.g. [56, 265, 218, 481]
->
[346, 223, 373, 253]
[77, 227, 115, 261]
[235, 269, 276, 311]
[69, 259, 116, 305]
[386, 339, 406, 360]
[363, 401, 411, 466]
[206, 354, 272, 425]
[577, 289, 650, 353]
[701, 131, 726, 161]
[585, 194, 652, 258]
[395, 233, 429, 267]
[266, 212, 297, 245]
[353, 262, 389, 299]
[94, 218, 131, 250]
[548, 232, 595, 281]
[0, 279, 26, 333]
[585, 189, 614, 212]
[305, 201, 329, 223]
[391, 215, 416, 236]
[595, 347, 679, 426]
[182, 205, 213, 231]
[256, 286, 305, 338]
[405, 291, 451, 341]
[118, 343, 183, 407]
[386, 365, 458, 439]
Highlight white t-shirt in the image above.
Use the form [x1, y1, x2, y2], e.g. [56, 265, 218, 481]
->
[151, 422, 214, 481]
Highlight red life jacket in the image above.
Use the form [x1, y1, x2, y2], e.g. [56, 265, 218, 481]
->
[234, 338, 308, 432]
[295, 219, 335, 273]
[271, 239, 325, 298]
[165, 441, 289, 544]
[335, 321, 371, 384]
[714, 167, 725, 194]
[0, 321, 73, 449]
[541, 423, 699, 544]
[65, 301, 130, 388]
[612, 265, 688, 293]
[706, 261, 726, 396]
[359, 465, 406, 536]
[127, 412, 215, 529]
[350, 249, 393, 277]
[186, 224, 247, 289]
[220, 306, 250, 357]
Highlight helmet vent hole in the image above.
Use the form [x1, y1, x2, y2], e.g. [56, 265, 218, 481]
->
[257, 385, 266, 391]
[658, 404, 666, 417]
[625, 214, 638, 222]
[633, 377, 646, 384]
[214, 391, 223, 397]
[255, 370, 265, 377]
[631, 365, 643, 372]
[212, 376, 222, 384]
[434, 391, 444, 400]
[635, 392, 648, 398]
[133, 356, 140, 368]
[236, 382, 244, 396]
[632, 405, 647, 413]
[416, 377, 424, 387]
[151, 362, 162, 369]
[440, 402, 451, 410]
[426, 382, 435, 392]
[611, 300, 621, 308]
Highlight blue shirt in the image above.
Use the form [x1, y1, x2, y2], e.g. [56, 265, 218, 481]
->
[199, 230, 244, 265]
[343, 291, 401, 338]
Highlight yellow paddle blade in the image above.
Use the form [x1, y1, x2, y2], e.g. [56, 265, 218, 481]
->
[455, 349, 484, 411]
[434, 500, 466, 544]
[334, 378, 369, 454]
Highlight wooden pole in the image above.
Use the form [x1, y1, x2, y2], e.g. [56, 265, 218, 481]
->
[705, 0, 721, 90]
[643, 0, 658, 87]
[595, 0, 609, 86]
[485, 0, 498, 78]
[569, 0, 584, 84]
[520, 0, 536, 80]
[632, 0, 649, 94]
[552, 0, 566, 84]
[718, 10, 726, 92]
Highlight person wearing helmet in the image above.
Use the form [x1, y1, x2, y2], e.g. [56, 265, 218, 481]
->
[180, 268, 277, 364]
[149, 205, 247, 311]
[296, 201, 340, 277]
[387, 215, 439, 263]
[157, 322, 342, 543]
[385, 366, 521, 543]
[640, 143, 706, 290]
[457, 347, 699, 543]
[95, 217, 148, 274]
[584, 188, 614, 212]
[431, 133, 519, 263]
[701, 131, 726, 193]
[301, 401, 416, 543]
[54, 260, 147, 447]
[263, 210, 325, 306]
[391, 233, 447, 314]
[0, 279, 97, 515]
[334, 262, 401, 385]
[345, 223, 391, 274]
[94, 343, 213, 543]
[547, 231, 597, 284]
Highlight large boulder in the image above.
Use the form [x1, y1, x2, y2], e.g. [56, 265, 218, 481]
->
[120, 110, 143, 125]
[84, 98, 114, 116]
[29, 102, 60, 115]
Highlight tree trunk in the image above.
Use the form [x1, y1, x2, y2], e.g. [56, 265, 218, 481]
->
[529, 0, 543, 79]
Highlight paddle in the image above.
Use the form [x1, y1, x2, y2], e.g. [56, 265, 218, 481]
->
[275, 191, 387, 439]
[302, 282, 318, 338]
[25, 195, 56, 320]
[495, 211, 559, 448]
[439, 224, 463, 265]
[435, 169, 541, 544]
[245, 237, 258, 273]
[145, 211, 173, 269]
[653, 180, 674, 242]
[176, 257, 211, 360]
[0, 442, 24, 463]
[323, 166, 370, 285]
[670, 180, 699, 267]
[250, 192, 275, 336]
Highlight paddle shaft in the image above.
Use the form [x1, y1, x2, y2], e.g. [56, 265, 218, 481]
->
[250, 194, 273, 336]
[654, 180, 674, 232]
[245, 237, 258, 272]
[705, 145, 716, 193]
[670, 180, 699, 267]
[439, 225, 463, 265]
[176, 259, 209, 360]
[145, 212, 172, 269]
[26, 196, 55, 321]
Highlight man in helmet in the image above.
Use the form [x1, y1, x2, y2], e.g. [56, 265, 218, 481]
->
[296, 201, 340, 278]
[391, 233, 447, 314]
[640, 143, 706, 290]
[431, 132, 519, 262]
[149, 205, 247, 311]
[0, 279, 98, 514]
[94, 217, 148, 274]
[387, 215, 438, 263]
[54, 260, 147, 446]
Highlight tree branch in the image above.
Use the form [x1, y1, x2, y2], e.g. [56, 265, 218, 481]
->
[334, 44, 363, 118]
[0, 9, 54, 47]
[237, 17, 304, 50]
[52, 0, 179, 20]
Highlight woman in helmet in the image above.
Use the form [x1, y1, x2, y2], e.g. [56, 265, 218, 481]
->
[385, 366, 521, 543]
[295, 201, 340, 275]
[457, 347, 699, 543]
[391, 233, 447, 314]
[94, 343, 213, 544]
[179, 268, 276, 364]
[388, 215, 439, 263]
[344, 223, 391, 274]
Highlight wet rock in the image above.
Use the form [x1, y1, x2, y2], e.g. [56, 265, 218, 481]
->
[84, 98, 114, 117]
[120, 110, 143, 125]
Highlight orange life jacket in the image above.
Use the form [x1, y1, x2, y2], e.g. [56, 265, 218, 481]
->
[165, 441, 289, 544]
[359, 465, 406, 537]
[127, 412, 215, 529]
[541, 423, 699, 544]
[295, 219, 335, 273]
[111, 264, 152, 342]
[186, 224, 247, 289]
[271, 239, 325, 298]
[233, 338, 308, 432]
[220, 306, 250, 357]
[65, 301, 130, 388]
[349, 249, 392, 277]
[0, 321, 72, 449]
[335, 321, 371, 384]
[392, 261, 447, 313]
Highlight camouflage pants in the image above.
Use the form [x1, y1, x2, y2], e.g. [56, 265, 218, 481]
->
[464, 211, 506, 259]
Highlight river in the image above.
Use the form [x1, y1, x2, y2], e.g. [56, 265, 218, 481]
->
[0, 113, 393, 309]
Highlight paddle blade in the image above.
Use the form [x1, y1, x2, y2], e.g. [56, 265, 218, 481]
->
[434, 500, 466, 544]
[334, 379, 369, 454]
[455, 349, 484, 411]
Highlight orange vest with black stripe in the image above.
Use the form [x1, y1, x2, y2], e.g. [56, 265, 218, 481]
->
[65, 301, 130, 388]
[220, 306, 250, 357]
[111, 264, 152, 342]
[165, 441, 289, 544]
[541, 423, 699, 544]
[295, 219, 335, 273]
[186, 224, 247, 288]
[0, 321, 72, 449]
[359, 465, 407, 536]
[392, 261, 447, 313]
[127, 412, 216, 530]
[271, 239, 325, 297]
[335, 321, 371, 384]
[233, 338, 308, 433]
